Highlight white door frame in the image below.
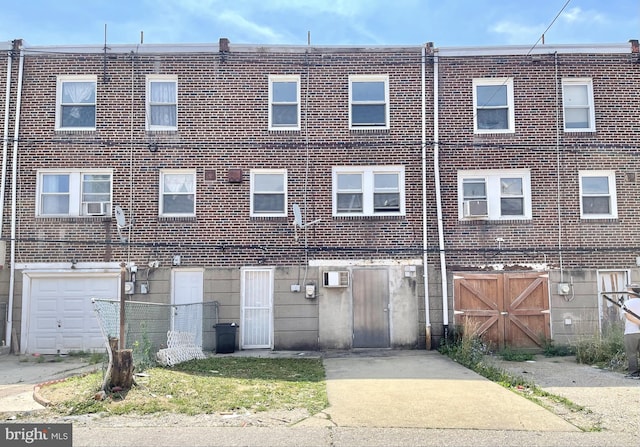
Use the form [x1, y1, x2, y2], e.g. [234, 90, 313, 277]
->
[240, 267, 274, 349]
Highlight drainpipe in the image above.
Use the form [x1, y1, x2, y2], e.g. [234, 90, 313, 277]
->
[421, 45, 431, 349]
[1, 47, 12, 347]
[432, 47, 450, 340]
[6, 40, 24, 352]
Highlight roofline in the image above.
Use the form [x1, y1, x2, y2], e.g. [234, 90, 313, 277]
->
[435, 42, 634, 56]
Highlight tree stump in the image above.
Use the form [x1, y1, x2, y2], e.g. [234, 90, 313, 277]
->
[108, 337, 134, 390]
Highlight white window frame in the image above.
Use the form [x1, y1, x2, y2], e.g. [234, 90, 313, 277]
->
[268, 75, 300, 131]
[55, 75, 97, 131]
[36, 169, 112, 217]
[250, 169, 288, 217]
[473, 77, 515, 134]
[349, 75, 390, 130]
[159, 169, 196, 217]
[562, 78, 596, 132]
[457, 169, 531, 220]
[146, 75, 178, 131]
[332, 166, 405, 217]
[579, 170, 617, 219]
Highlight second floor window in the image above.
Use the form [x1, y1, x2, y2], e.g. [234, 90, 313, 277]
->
[160, 170, 195, 216]
[579, 171, 617, 219]
[458, 169, 531, 220]
[147, 77, 178, 130]
[56, 75, 97, 130]
[562, 78, 595, 132]
[38, 170, 112, 216]
[349, 75, 389, 129]
[333, 166, 405, 216]
[269, 75, 300, 130]
[473, 78, 514, 133]
[251, 170, 287, 217]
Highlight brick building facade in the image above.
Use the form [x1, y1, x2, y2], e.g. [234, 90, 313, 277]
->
[0, 38, 638, 354]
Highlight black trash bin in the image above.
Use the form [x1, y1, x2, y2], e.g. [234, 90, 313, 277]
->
[214, 323, 238, 354]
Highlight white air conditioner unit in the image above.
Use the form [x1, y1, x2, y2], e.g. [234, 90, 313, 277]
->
[463, 200, 488, 218]
[323, 271, 350, 288]
[83, 201, 110, 216]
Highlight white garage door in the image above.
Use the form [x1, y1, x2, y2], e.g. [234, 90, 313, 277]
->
[26, 274, 120, 354]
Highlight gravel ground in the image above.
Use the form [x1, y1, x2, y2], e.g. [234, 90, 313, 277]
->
[487, 355, 640, 433]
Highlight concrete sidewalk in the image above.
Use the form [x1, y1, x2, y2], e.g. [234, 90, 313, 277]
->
[297, 350, 577, 431]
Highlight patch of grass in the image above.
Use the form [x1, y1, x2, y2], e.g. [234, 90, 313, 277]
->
[38, 357, 328, 417]
[541, 339, 575, 357]
[498, 347, 534, 362]
[573, 326, 626, 371]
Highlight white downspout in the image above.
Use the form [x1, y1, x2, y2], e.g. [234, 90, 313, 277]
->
[1, 48, 12, 347]
[7, 42, 24, 351]
[421, 45, 431, 349]
[432, 48, 450, 339]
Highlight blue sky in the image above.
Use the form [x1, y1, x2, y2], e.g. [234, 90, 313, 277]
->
[3, 0, 639, 47]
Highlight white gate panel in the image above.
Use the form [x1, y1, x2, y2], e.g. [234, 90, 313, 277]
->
[241, 268, 273, 349]
[171, 269, 204, 347]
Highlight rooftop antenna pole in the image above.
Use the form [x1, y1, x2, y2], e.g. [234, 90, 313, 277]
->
[141, 31, 144, 45]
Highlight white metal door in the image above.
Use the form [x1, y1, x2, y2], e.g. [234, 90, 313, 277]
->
[25, 274, 119, 354]
[171, 269, 204, 347]
[241, 268, 273, 349]
[598, 270, 629, 333]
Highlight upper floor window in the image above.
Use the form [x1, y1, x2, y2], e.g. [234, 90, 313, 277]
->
[147, 76, 178, 131]
[269, 75, 300, 130]
[160, 170, 195, 216]
[562, 78, 595, 132]
[579, 171, 617, 219]
[349, 75, 389, 130]
[333, 166, 405, 216]
[37, 170, 112, 216]
[458, 169, 531, 220]
[251, 169, 287, 217]
[56, 75, 97, 131]
[473, 78, 514, 134]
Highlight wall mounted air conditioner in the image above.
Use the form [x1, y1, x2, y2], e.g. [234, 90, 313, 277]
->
[323, 271, 349, 288]
[84, 201, 110, 216]
[463, 199, 488, 218]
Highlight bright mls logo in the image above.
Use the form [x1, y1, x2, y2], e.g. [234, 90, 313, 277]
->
[0, 424, 72, 447]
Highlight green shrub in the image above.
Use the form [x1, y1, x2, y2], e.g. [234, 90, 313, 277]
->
[573, 325, 625, 370]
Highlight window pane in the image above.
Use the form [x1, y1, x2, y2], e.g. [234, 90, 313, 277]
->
[582, 177, 608, 194]
[477, 108, 508, 130]
[374, 193, 400, 211]
[501, 198, 524, 215]
[501, 178, 522, 195]
[565, 108, 589, 129]
[82, 174, 110, 202]
[337, 193, 362, 212]
[150, 105, 177, 127]
[463, 180, 486, 198]
[61, 105, 95, 128]
[352, 82, 385, 101]
[337, 174, 362, 190]
[374, 173, 398, 189]
[150, 82, 176, 103]
[272, 82, 297, 102]
[564, 85, 588, 106]
[42, 195, 69, 214]
[254, 174, 284, 192]
[476, 85, 507, 107]
[272, 104, 297, 125]
[43, 174, 69, 193]
[163, 174, 194, 193]
[163, 195, 194, 213]
[62, 82, 95, 104]
[352, 104, 386, 125]
[583, 197, 610, 214]
[253, 194, 285, 213]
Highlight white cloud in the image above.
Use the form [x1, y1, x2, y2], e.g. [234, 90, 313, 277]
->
[490, 21, 545, 45]
[217, 10, 284, 42]
[560, 7, 607, 25]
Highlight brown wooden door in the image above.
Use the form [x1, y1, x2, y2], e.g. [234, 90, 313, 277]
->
[352, 269, 390, 348]
[453, 272, 550, 350]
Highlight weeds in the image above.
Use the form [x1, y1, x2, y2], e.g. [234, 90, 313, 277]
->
[573, 325, 626, 371]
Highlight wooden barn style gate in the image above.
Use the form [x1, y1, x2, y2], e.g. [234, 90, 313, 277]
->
[453, 272, 551, 350]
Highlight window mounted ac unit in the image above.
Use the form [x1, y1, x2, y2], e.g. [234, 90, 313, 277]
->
[323, 271, 349, 288]
[84, 201, 110, 216]
[463, 199, 488, 218]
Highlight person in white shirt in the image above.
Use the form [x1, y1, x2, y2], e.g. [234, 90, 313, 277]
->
[623, 284, 640, 379]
